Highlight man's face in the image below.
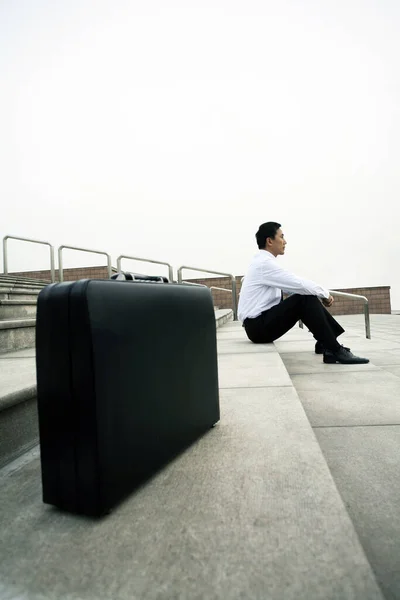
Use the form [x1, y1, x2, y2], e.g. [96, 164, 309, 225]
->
[267, 228, 287, 257]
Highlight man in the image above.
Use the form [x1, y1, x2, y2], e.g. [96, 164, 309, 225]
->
[238, 222, 369, 364]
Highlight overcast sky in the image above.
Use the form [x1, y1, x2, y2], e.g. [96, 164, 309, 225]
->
[1, 0, 400, 307]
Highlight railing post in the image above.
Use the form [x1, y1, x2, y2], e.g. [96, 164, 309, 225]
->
[329, 290, 371, 339]
[231, 276, 238, 321]
[106, 254, 112, 279]
[49, 247, 56, 282]
[58, 247, 64, 282]
[364, 302, 371, 339]
[3, 237, 8, 275]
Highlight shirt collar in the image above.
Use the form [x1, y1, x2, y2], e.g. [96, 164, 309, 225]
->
[259, 249, 276, 259]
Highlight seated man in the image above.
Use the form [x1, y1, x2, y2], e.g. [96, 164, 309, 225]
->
[238, 221, 369, 364]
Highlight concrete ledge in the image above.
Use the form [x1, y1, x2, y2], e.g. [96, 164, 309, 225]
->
[0, 397, 38, 469]
[0, 292, 40, 303]
[0, 300, 38, 306]
[0, 321, 36, 353]
[0, 318, 36, 330]
[0, 287, 41, 295]
[0, 284, 44, 292]
[215, 308, 233, 329]
[0, 275, 48, 285]
[0, 302, 37, 320]
[0, 384, 37, 412]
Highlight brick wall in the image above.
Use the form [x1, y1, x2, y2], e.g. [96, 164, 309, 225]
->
[323, 286, 391, 315]
[187, 277, 391, 315]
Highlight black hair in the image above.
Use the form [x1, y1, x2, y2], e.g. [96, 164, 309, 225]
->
[255, 222, 281, 249]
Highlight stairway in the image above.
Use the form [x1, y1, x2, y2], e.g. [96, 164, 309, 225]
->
[3, 286, 400, 599]
[0, 309, 386, 600]
[0, 275, 48, 467]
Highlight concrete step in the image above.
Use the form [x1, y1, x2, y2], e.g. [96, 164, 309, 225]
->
[0, 281, 45, 291]
[0, 275, 50, 286]
[0, 300, 37, 320]
[0, 319, 36, 353]
[0, 348, 37, 468]
[214, 308, 233, 328]
[274, 315, 400, 600]
[0, 288, 41, 301]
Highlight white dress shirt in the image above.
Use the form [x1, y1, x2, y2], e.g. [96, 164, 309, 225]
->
[238, 250, 330, 321]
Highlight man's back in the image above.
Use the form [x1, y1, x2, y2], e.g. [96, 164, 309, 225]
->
[238, 251, 281, 321]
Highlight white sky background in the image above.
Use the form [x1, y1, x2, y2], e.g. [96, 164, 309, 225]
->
[1, 0, 400, 306]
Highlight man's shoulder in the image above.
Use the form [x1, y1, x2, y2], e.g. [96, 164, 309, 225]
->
[252, 250, 274, 263]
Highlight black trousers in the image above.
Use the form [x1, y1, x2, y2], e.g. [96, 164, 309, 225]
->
[243, 294, 344, 351]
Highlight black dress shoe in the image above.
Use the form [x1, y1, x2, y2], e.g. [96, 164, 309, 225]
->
[315, 341, 350, 354]
[323, 346, 369, 364]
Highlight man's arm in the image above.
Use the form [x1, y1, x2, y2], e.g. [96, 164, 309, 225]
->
[261, 259, 330, 299]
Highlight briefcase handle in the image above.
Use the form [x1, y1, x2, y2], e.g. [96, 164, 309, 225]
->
[111, 272, 169, 283]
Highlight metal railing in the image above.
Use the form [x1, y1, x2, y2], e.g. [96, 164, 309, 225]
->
[1, 233, 371, 336]
[299, 290, 371, 339]
[117, 255, 174, 283]
[177, 265, 238, 320]
[2, 235, 56, 282]
[58, 245, 112, 282]
[330, 290, 371, 339]
[180, 281, 207, 287]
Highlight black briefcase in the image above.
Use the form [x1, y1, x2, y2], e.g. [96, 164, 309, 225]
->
[35, 278, 220, 516]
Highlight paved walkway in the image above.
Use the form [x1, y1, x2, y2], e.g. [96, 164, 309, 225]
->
[275, 314, 400, 600]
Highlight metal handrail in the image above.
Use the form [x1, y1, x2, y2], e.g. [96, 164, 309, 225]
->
[177, 265, 238, 320]
[299, 290, 371, 339]
[210, 286, 233, 294]
[117, 255, 174, 283]
[330, 290, 371, 339]
[3, 235, 56, 282]
[180, 281, 207, 287]
[58, 245, 112, 282]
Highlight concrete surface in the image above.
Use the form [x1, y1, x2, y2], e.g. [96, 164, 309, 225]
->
[315, 427, 400, 600]
[0, 300, 37, 319]
[276, 314, 400, 599]
[0, 313, 385, 599]
[0, 350, 38, 468]
[0, 380, 382, 600]
[0, 319, 36, 353]
[218, 352, 293, 388]
[0, 355, 37, 409]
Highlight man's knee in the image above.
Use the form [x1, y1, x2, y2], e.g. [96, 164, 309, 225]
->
[298, 294, 321, 305]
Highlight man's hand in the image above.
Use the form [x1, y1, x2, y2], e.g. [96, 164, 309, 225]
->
[322, 295, 334, 308]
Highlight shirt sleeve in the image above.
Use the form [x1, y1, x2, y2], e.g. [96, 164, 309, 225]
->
[261, 258, 330, 299]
